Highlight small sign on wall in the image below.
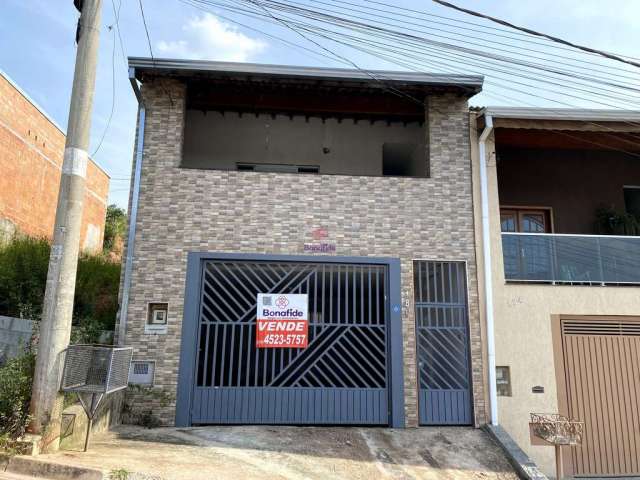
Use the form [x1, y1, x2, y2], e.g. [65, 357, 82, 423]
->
[256, 293, 308, 348]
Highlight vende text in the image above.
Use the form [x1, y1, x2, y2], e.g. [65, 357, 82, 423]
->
[256, 319, 308, 348]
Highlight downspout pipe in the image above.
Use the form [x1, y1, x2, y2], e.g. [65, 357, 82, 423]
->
[478, 114, 498, 425]
[118, 67, 145, 346]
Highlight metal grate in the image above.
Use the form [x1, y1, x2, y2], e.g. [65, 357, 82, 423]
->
[191, 260, 390, 425]
[61, 345, 133, 394]
[414, 261, 472, 425]
[563, 320, 640, 336]
[129, 360, 155, 385]
[196, 262, 387, 389]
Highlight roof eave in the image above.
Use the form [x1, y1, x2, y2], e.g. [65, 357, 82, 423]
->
[127, 57, 483, 95]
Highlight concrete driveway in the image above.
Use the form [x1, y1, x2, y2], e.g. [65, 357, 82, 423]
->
[41, 425, 518, 480]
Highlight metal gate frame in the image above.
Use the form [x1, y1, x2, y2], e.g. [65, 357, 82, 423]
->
[414, 259, 474, 426]
[175, 252, 404, 428]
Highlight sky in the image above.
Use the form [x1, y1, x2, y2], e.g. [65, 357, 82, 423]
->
[1, 0, 639, 208]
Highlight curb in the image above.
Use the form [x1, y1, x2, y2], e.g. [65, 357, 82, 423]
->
[483, 424, 549, 480]
[4, 456, 103, 480]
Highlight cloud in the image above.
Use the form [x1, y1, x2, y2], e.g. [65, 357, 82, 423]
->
[157, 13, 266, 62]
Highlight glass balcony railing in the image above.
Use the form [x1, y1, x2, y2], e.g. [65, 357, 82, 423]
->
[502, 233, 640, 285]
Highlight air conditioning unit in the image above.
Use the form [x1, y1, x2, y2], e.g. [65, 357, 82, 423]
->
[128, 360, 155, 385]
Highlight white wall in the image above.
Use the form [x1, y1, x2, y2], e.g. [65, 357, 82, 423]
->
[182, 111, 426, 176]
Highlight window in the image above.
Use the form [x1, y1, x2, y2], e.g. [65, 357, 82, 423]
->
[382, 143, 427, 177]
[624, 186, 640, 218]
[236, 163, 319, 174]
[496, 366, 512, 397]
[500, 207, 553, 233]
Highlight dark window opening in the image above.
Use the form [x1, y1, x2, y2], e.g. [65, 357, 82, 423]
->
[236, 163, 319, 174]
[382, 143, 427, 177]
[624, 186, 640, 218]
[496, 366, 512, 397]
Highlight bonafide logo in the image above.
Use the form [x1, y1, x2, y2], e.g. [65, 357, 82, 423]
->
[261, 308, 304, 318]
[275, 296, 289, 308]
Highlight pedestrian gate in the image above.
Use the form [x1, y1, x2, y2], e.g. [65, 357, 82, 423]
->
[414, 261, 473, 425]
[177, 255, 403, 426]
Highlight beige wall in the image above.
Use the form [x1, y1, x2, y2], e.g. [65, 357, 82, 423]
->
[472, 115, 640, 477]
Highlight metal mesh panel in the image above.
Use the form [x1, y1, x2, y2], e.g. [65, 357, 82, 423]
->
[61, 345, 132, 394]
[106, 348, 133, 393]
[502, 233, 640, 284]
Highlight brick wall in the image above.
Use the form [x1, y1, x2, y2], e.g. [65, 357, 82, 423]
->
[122, 78, 487, 427]
[0, 73, 109, 250]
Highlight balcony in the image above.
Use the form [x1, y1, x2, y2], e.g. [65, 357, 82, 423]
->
[502, 233, 640, 285]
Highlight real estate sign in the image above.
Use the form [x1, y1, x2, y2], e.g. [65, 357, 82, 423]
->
[256, 293, 309, 348]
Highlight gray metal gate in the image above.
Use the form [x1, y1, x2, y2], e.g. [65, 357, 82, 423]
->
[414, 261, 473, 425]
[177, 254, 404, 426]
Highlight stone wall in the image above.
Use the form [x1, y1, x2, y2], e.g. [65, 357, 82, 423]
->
[121, 78, 486, 427]
[0, 315, 32, 363]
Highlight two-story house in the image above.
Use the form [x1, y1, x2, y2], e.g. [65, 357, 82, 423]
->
[119, 57, 487, 430]
[473, 107, 640, 478]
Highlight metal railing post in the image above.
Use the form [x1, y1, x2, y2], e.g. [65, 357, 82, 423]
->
[596, 237, 605, 286]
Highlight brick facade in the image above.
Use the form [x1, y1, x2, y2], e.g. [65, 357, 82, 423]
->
[0, 72, 109, 250]
[122, 78, 486, 427]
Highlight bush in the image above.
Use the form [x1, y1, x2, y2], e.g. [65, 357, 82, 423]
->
[75, 254, 121, 331]
[0, 236, 121, 331]
[0, 236, 50, 320]
[0, 349, 35, 439]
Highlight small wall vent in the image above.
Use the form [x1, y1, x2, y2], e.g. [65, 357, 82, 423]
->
[128, 361, 155, 385]
[562, 320, 640, 336]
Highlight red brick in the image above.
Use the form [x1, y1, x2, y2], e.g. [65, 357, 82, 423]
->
[0, 73, 109, 251]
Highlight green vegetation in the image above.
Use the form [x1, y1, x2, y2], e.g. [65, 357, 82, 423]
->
[595, 205, 640, 236]
[0, 348, 35, 441]
[109, 468, 131, 480]
[0, 236, 121, 335]
[103, 204, 127, 255]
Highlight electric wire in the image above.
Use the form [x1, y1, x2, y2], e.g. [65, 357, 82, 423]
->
[91, 20, 117, 157]
[175, 0, 640, 149]
[432, 0, 640, 69]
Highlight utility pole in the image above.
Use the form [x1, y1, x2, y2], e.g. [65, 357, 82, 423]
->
[29, 0, 102, 451]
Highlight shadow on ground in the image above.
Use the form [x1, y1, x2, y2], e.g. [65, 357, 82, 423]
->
[44, 425, 518, 480]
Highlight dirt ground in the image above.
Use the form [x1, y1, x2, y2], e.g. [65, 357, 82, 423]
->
[40, 425, 519, 480]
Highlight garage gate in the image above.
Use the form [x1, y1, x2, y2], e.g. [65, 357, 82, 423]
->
[558, 317, 640, 477]
[176, 254, 404, 427]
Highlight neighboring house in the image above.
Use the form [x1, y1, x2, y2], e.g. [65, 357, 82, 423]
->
[120, 58, 487, 430]
[472, 107, 640, 478]
[0, 70, 109, 251]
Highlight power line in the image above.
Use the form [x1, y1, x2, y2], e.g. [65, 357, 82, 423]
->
[260, 0, 640, 84]
[138, 0, 174, 106]
[91, 21, 117, 157]
[432, 0, 640, 69]
[246, 0, 428, 107]
[111, 0, 128, 70]
[243, 0, 640, 98]
[229, 0, 640, 111]
[138, 0, 155, 62]
[177, 0, 640, 139]
[233, 3, 640, 139]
